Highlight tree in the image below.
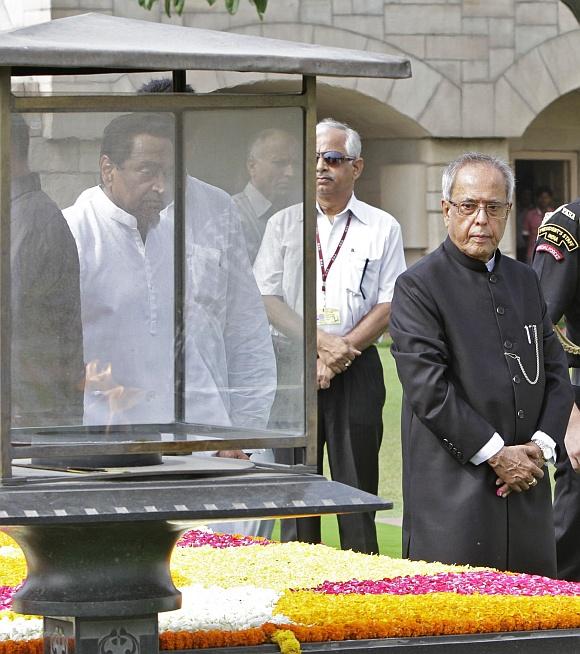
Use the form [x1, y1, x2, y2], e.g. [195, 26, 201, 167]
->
[137, 0, 268, 19]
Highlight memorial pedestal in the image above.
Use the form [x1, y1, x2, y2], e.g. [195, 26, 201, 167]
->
[0, 471, 392, 654]
[44, 616, 158, 654]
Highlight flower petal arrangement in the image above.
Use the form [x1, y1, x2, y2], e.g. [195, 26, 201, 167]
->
[0, 529, 579, 653]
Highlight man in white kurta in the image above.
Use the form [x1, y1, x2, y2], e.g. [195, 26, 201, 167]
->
[64, 113, 275, 438]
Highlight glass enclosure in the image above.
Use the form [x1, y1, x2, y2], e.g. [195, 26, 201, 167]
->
[8, 101, 309, 467]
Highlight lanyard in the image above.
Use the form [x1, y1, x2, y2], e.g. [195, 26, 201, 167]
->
[316, 212, 352, 297]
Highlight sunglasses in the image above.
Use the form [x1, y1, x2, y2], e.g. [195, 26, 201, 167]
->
[316, 151, 356, 166]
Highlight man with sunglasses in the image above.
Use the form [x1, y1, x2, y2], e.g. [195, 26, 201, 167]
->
[390, 152, 573, 575]
[254, 118, 406, 554]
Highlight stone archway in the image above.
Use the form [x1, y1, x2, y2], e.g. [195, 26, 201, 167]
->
[223, 22, 458, 138]
[496, 29, 580, 137]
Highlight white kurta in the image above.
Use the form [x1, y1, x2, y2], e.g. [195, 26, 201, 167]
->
[64, 180, 276, 429]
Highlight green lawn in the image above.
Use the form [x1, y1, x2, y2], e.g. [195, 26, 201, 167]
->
[272, 341, 404, 558]
[271, 516, 402, 558]
[375, 340, 403, 518]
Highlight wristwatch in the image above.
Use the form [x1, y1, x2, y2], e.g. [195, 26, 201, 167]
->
[531, 433, 556, 464]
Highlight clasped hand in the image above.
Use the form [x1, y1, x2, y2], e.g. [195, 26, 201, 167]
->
[488, 443, 544, 498]
[317, 331, 360, 375]
[316, 331, 361, 390]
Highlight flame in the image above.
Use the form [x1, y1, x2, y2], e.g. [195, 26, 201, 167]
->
[84, 360, 147, 426]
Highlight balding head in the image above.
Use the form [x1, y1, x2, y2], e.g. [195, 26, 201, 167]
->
[247, 128, 299, 206]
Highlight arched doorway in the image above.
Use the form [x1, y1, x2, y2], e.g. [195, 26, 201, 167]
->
[511, 89, 580, 262]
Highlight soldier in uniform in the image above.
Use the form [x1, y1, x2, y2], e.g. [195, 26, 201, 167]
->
[533, 199, 580, 581]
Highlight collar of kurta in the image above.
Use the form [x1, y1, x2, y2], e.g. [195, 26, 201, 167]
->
[11, 172, 41, 202]
[443, 236, 502, 273]
[94, 185, 139, 229]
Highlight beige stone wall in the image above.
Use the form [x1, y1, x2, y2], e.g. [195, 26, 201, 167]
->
[164, 0, 580, 140]
[28, 0, 579, 140]
[7, 0, 580, 256]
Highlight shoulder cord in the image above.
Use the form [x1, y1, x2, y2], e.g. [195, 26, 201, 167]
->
[504, 324, 540, 385]
[554, 323, 580, 356]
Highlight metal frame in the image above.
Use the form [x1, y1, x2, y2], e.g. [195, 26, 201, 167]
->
[2, 73, 318, 478]
[0, 13, 411, 81]
[0, 69, 11, 481]
[302, 76, 318, 468]
[172, 71, 186, 425]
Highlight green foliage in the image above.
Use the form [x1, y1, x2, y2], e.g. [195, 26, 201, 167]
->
[137, 0, 268, 19]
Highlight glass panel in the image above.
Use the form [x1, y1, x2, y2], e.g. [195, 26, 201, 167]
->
[184, 108, 305, 434]
[10, 113, 86, 429]
[11, 72, 176, 96]
[9, 106, 305, 464]
[10, 111, 176, 434]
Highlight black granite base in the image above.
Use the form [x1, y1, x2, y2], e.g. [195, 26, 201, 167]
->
[44, 615, 159, 654]
[172, 630, 580, 653]
[6, 521, 183, 617]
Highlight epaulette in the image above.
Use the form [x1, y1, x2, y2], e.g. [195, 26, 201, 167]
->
[543, 199, 580, 224]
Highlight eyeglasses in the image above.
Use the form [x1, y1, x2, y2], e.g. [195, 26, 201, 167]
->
[316, 151, 356, 166]
[448, 200, 511, 220]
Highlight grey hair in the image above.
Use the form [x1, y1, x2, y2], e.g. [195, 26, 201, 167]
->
[442, 152, 515, 201]
[316, 118, 362, 158]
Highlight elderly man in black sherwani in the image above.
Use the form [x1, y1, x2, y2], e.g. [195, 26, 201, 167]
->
[390, 152, 574, 577]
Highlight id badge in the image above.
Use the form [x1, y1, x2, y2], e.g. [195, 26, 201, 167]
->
[317, 307, 341, 326]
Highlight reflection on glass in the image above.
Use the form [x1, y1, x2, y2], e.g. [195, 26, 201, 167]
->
[63, 113, 175, 427]
[253, 199, 305, 433]
[166, 174, 276, 429]
[10, 114, 84, 428]
[233, 128, 300, 265]
[9, 107, 305, 444]
[187, 109, 305, 434]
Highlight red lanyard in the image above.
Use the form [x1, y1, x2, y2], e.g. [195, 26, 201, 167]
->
[316, 212, 352, 295]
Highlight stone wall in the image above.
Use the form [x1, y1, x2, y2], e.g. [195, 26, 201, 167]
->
[6, 0, 580, 256]
[34, 0, 580, 138]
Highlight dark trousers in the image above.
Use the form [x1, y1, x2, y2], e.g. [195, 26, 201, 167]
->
[554, 384, 580, 580]
[279, 346, 385, 554]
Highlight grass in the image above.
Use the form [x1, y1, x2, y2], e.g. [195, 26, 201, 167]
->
[375, 340, 404, 518]
[271, 340, 404, 558]
[271, 516, 402, 558]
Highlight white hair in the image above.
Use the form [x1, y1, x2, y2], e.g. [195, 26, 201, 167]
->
[316, 118, 362, 158]
[442, 152, 515, 201]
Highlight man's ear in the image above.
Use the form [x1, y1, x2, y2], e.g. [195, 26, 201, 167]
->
[441, 199, 450, 227]
[100, 154, 115, 188]
[352, 157, 364, 181]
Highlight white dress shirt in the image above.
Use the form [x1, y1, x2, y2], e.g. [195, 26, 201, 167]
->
[64, 179, 276, 429]
[254, 194, 406, 337]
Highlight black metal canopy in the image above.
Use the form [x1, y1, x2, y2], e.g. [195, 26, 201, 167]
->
[0, 12, 411, 79]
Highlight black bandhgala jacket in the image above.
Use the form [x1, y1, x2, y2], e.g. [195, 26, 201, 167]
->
[390, 237, 573, 576]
